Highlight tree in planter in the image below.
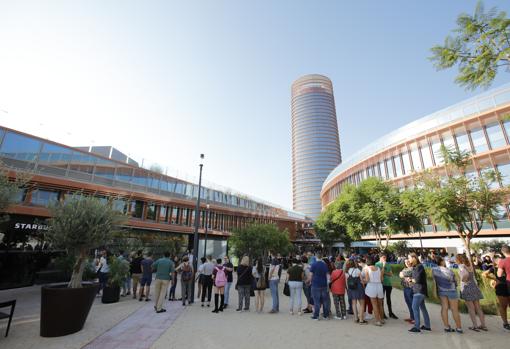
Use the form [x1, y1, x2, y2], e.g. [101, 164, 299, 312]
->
[106, 256, 130, 288]
[412, 145, 509, 264]
[229, 224, 291, 260]
[430, 1, 510, 90]
[315, 202, 351, 254]
[46, 196, 126, 288]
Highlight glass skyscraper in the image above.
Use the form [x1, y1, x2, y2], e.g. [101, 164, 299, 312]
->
[291, 74, 341, 220]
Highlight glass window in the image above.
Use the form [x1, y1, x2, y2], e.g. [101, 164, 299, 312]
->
[393, 155, 403, 177]
[159, 206, 168, 222]
[115, 167, 133, 183]
[13, 188, 27, 203]
[485, 122, 506, 149]
[455, 130, 471, 153]
[39, 143, 72, 165]
[420, 141, 434, 169]
[70, 151, 97, 164]
[497, 162, 510, 186]
[112, 199, 127, 213]
[503, 119, 510, 142]
[430, 137, 443, 166]
[410, 144, 422, 171]
[441, 131, 455, 150]
[385, 158, 394, 179]
[94, 166, 115, 179]
[146, 204, 157, 220]
[470, 127, 489, 153]
[402, 152, 412, 174]
[130, 200, 144, 218]
[171, 207, 180, 224]
[494, 205, 508, 221]
[132, 169, 148, 187]
[30, 189, 59, 206]
[0, 132, 41, 161]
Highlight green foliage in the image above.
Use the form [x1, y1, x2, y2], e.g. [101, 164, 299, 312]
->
[54, 255, 97, 281]
[390, 265, 500, 315]
[230, 224, 291, 259]
[0, 164, 30, 236]
[107, 257, 130, 287]
[328, 178, 421, 249]
[315, 204, 351, 250]
[471, 239, 510, 253]
[46, 195, 126, 288]
[430, 1, 510, 90]
[386, 240, 410, 257]
[411, 145, 509, 262]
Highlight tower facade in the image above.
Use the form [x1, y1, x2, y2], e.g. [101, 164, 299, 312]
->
[291, 74, 341, 220]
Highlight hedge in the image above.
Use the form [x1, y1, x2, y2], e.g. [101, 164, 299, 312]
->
[388, 264, 502, 315]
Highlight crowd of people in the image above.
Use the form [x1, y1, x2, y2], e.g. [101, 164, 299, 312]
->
[92, 245, 510, 333]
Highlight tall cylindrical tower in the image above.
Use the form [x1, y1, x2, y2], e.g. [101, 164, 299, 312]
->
[291, 74, 341, 220]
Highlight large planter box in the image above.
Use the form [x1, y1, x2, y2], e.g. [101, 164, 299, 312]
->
[101, 285, 120, 304]
[40, 282, 98, 337]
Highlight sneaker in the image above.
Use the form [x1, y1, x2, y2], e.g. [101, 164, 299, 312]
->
[243, 308, 250, 311]
[420, 326, 432, 331]
[343, 316, 347, 320]
[201, 303, 204, 307]
[504, 324, 510, 331]
[311, 316, 319, 320]
[139, 298, 143, 302]
[145, 298, 151, 302]
[223, 304, 228, 309]
[409, 327, 421, 333]
[334, 316, 342, 320]
[133, 295, 137, 299]
[374, 321, 383, 327]
[269, 310, 278, 314]
[303, 308, 312, 313]
[365, 313, 373, 320]
[455, 328, 463, 334]
[236, 308, 242, 312]
[156, 309, 166, 313]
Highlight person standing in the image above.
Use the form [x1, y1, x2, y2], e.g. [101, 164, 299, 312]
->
[223, 256, 234, 309]
[346, 259, 365, 324]
[362, 257, 384, 326]
[253, 258, 267, 313]
[130, 250, 143, 300]
[117, 250, 131, 297]
[432, 256, 463, 333]
[176, 256, 194, 306]
[268, 259, 280, 313]
[212, 258, 228, 313]
[497, 245, 510, 330]
[457, 254, 486, 331]
[152, 251, 175, 313]
[308, 253, 330, 320]
[399, 259, 415, 324]
[97, 249, 110, 296]
[236, 256, 253, 312]
[375, 253, 397, 319]
[196, 257, 206, 299]
[330, 262, 347, 320]
[168, 256, 180, 301]
[408, 253, 431, 333]
[301, 255, 314, 314]
[140, 251, 154, 301]
[201, 256, 214, 307]
[286, 258, 304, 315]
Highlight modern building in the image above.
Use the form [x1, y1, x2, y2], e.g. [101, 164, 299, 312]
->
[321, 83, 510, 252]
[291, 74, 342, 220]
[0, 125, 312, 289]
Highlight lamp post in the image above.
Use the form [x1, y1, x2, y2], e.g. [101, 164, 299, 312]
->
[203, 204, 210, 258]
[191, 154, 204, 303]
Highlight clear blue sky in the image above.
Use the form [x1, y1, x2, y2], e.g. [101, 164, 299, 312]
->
[1, 1, 509, 209]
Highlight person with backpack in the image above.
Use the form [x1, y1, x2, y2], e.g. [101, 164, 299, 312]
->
[252, 258, 267, 313]
[346, 259, 365, 324]
[212, 258, 228, 313]
[330, 262, 347, 319]
[176, 256, 194, 306]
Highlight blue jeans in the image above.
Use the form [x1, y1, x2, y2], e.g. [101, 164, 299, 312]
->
[269, 279, 279, 311]
[303, 283, 314, 306]
[224, 282, 232, 305]
[403, 287, 414, 320]
[311, 286, 330, 318]
[412, 293, 430, 329]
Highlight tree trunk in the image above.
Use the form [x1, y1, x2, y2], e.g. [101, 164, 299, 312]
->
[68, 249, 87, 288]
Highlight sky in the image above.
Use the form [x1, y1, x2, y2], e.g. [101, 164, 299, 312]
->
[1, 1, 510, 210]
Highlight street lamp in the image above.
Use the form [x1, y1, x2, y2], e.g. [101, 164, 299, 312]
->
[191, 153, 204, 303]
[203, 204, 210, 258]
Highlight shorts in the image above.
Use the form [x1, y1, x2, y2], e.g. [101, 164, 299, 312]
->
[438, 290, 458, 299]
[365, 283, 384, 299]
[141, 275, 152, 286]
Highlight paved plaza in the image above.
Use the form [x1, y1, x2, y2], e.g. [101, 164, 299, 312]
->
[0, 279, 508, 349]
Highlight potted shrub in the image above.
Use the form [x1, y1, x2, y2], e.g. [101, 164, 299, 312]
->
[101, 256, 130, 304]
[40, 196, 125, 337]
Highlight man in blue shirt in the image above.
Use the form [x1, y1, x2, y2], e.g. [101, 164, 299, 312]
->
[308, 253, 330, 320]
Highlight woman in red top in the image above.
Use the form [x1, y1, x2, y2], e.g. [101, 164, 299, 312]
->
[331, 262, 347, 319]
[497, 245, 510, 331]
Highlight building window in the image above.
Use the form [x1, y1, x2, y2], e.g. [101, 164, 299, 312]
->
[420, 140, 434, 169]
[470, 127, 489, 153]
[30, 189, 59, 207]
[497, 162, 510, 186]
[402, 152, 412, 174]
[113, 198, 127, 213]
[393, 155, 403, 177]
[430, 137, 443, 165]
[159, 206, 168, 222]
[146, 204, 157, 220]
[455, 130, 472, 153]
[130, 200, 144, 219]
[0, 132, 41, 162]
[485, 122, 506, 149]
[410, 144, 422, 171]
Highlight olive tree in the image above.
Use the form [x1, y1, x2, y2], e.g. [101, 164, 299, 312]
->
[47, 196, 126, 288]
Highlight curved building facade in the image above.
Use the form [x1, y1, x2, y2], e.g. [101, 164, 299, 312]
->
[321, 83, 510, 248]
[291, 74, 341, 220]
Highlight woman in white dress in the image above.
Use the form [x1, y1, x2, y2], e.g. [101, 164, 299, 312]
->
[362, 257, 384, 326]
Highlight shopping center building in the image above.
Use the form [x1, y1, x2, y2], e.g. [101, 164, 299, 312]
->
[0, 126, 312, 288]
[321, 83, 510, 252]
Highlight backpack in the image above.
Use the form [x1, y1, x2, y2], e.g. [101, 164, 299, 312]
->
[215, 266, 227, 287]
[347, 270, 359, 290]
[181, 264, 192, 282]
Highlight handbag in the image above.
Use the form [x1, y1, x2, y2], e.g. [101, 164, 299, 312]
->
[283, 282, 290, 297]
